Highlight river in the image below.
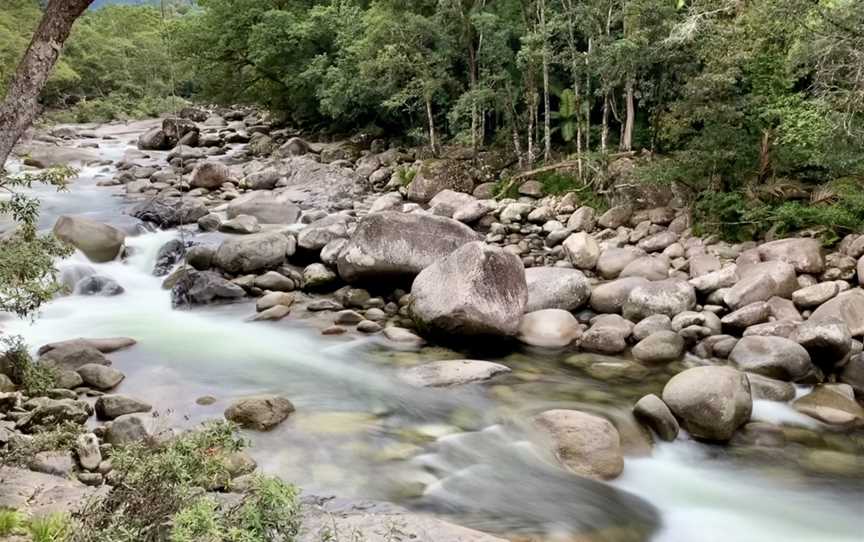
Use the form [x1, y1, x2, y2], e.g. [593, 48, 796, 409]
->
[2, 122, 862, 541]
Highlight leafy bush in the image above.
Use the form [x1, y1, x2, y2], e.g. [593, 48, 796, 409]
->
[28, 513, 72, 542]
[74, 421, 301, 542]
[0, 335, 56, 396]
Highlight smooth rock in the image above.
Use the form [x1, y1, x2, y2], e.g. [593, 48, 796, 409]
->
[399, 360, 510, 388]
[524, 267, 591, 312]
[518, 309, 582, 348]
[729, 336, 813, 381]
[533, 410, 624, 480]
[224, 395, 295, 431]
[661, 366, 752, 441]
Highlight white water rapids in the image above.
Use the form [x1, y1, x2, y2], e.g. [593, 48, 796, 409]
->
[2, 125, 862, 541]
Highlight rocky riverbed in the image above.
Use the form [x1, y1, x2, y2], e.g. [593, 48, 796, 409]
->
[1, 111, 863, 541]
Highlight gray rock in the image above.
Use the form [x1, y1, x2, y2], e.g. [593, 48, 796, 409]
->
[567, 206, 596, 232]
[632, 331, 684, 363]
[30, 451, 75, 477]
[213, 232, 290, 274]
[407, 159, 474, 203]
[131, 196, 208, 228]
[53, 216, 125, 263]
[518, 309, 582, 348]
[76, 364, 124, 390]
[533, 410, 624, 480]
[186, 245, 215, 270]
[75, 433, 102, 471]
[224, 395, 295, 431]
[721, 301, 771, 330]
[590, 277, 649, 314]
[597, 205, 632, 229]
[767, 296, 803, 321]
[429, 189, 476, 218]
[580, 314, 633, 354]
[297, 215, 349, 251]
[219, 214, 261, 234]
[338, 212, 480, 283]
[227, 192, 300, 225]
[138, 127, 169, 150]
[840, 353, 864, 398]
[596, 247, 644, 279]
[39, 344, 109, 371]
[638, 231, 678, 253]
[253, 271, 295, 292]
[724, 261, 798, 309]
[633, 394, 679, 441]
[524, 267, 591, 312]
[411, 242, 527, 338]
[662, 366, 752, 441]
[623, 280, 696, 322]
[619, 255, 670, 281]
[746, 374, 796, 402]
[633, 314, 672, 341]
[759, 238, 824, 274]
[728, 336, 812, 381]
[792, 318, 852, 370]
[191, 161, 231, 189]
[303, 263, 338, 290]
[793, 282, 839, 308]
[256, 292, 294, 312]
[95, 395, 152, 421]
[106, 414, 151, 446]
[563, 232, 600, 270]
[809, 288, 864, 336]
[75, 275, 124, 296]
[793, 385, 864, 427]
[172, 269, 245, 306]
[689, 265, 738, 293]
[399, 360, 510, 388]
[197, 213, 221, 232]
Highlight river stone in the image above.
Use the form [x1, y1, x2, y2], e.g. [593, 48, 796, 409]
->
[809, 288, 864, 337]
[224, 395, 295, 431]
[631, 331, 684, 363]
[622, 280, 696, 322]
[661, 366, 752, 441]
[337, 212, 479, 283]
[689, 265, 738, 293]
[453, 199, 494, 223]
[596, 247, 643, 279]
[243, 168, 281, 190]
[95, 395, 152, 421]
[619, 255, 670, 281]
[15, 400, 91, 433]
[759, 238, 824, 274]
[190, 161, 231, 189]
[429, 189, 476, 218]
[723, 261, 798, 310]
[524, 267, 591, 312]
[106, 414, 152, 446]
[633, 394, 679, 441]
[220, 214, 261, 235]
[75, 433, 102, 471]
[597, 205, 632, 229]
[53, 216, 125, 263]
[75, 275, 124, 296]
[563, 232, 600, 270]
[793, 385, 864, 427]
[590, 277, 649, 315]
[792, 318, 852, 370]
[532, 410, 624, 480]
[214, 232, 290, 274]
[250, 304, 291, 322]
[746, 374, 796, 402]
[793, 282, 839, 308]
[172, 269, 245, 306]
[131, 196, 208, 228]
[567, 206, 596, 232]
[297, 215, 349, 251]
[138, 126, 169, 150]
[411, 242, 527, 338]
[257, 292, 295, 312]
[254, 271, 295, 292]
[407, 159, 475, 203]
[76, 364, 124, 390]
[728, 336, 812, 381]
[840, 354, 864, 398]
[518, 309, 582, 348]
[227, 192, 301, 225]
[632, 315, 672, 341]
[580, 314, 633, 354]
[638, 231, 678, 253]
[39, 344, 109, 371]
[721, 301, 771, 330]
[303, 263, 338, 290]
[399, 360, 510, 388]
[30, 451, 75, 477]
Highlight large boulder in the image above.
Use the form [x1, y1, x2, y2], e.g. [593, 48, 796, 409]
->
[137, 127, 169, 150]
[297, 215, 349, 252]
[428, 190, 476, 218]
[411, 242, 527, 338]
[76, 364, 124, 390]
[224, 395, 295, 431]
[171, 269, 245, 306]
[95, 395, 152, 421]
[52, 216, 125, 263]
[39, 344, 109, 371]
[337, 212, 479, 283]
[398, 360, 510, 388]
[518, 309, 582, 348]
[524, 267, 591, 312]
[227, 191, 301, 225]
[213, 232, 290, 274]
[162, 118, 198, 146]
[190, 162, 231, 189]
[723, 261, 798, 310]
[792, 319, 852, 371]
[728, 336, 813, 381]
[809, 288, 864, 337]
[759, 238, 824, 274]
[622, 280, 696, 322]
[590, 277, 649, 314]
[661, 366, 752, 441]
[407, 159, 475, 203]
[131, 196, 208, 228]
[532, 410, 624, 480]
[633, 394, 679, 442]
[793, 385, 864, 427]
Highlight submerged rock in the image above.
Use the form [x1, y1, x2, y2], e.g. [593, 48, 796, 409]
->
[518, 309, 582, 348]
[399, 360, 510, 387]
[533, 409, 624, 480]
[224, 395, 295, 431]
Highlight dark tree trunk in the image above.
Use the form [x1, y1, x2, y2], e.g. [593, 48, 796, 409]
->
[0, 0, 93, 167]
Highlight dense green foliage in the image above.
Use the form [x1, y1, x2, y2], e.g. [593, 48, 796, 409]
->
[0, 335, 56, 396]
[74, 421, 301, 542]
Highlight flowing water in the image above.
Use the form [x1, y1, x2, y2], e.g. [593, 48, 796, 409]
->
[2, 125, 863, 541]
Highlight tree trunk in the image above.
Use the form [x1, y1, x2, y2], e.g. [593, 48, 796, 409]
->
[539, 0, 552, 162]
[0, 0, 94, 167]
[601, 92, 610, 153]
[621, 80, 635, 151]
[585, 37, 593, 154]
[425, 96, 438, 158]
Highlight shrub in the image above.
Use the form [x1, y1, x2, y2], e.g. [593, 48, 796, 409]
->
[0, 421, 83, 468]
[0, 335, 56, 396]
[28, 513, 72, 542]
[0, 509, 23, 536]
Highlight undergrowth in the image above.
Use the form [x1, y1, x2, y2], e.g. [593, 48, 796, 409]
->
[0, 421, 83, 468]
[0, 335, 56, 396]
